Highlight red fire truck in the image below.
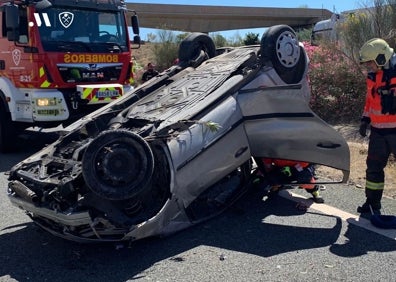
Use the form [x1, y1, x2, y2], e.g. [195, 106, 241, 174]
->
[0, 0, 140, 152]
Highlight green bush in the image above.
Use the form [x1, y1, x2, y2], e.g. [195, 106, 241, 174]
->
[152, 30, 179, 70]
[304, 42, 366, 124]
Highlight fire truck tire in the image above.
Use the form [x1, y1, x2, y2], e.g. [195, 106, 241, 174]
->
[0, 103, 17, 153]
[178, 33, 216, 65]
[260, 25, 306, 84]
[82, 129, 154, 201]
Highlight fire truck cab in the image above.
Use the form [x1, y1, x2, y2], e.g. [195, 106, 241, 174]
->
[0, 0, 140, 152]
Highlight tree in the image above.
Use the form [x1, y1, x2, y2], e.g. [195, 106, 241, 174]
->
[210, 32, 227, 47]
[339, 0, 396, 59]
[176, 32, 190, 43]
[296, 28, 313, 42]
[243, 32, 259, 45]
[153, 29, 179, 69]
[227, 32, 243, 46]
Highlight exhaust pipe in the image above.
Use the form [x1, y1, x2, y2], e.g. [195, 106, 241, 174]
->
[8, 181, 39, 204]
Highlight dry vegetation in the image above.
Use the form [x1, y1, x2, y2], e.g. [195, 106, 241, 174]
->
[133, 43, 157, 69]
[132, 43, 157, 85]
[132, 44, 396, 199]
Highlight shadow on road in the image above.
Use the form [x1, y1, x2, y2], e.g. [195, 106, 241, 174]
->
[330, 222, 396, 257]
[1, 188, 393, 282]
[0, 130, 59, 173]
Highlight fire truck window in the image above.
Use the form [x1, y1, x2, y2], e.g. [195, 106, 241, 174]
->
[17, 7, 28, 43]
[62, 12, 90, 41]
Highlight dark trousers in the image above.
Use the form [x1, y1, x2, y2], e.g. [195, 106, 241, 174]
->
[365, 129, 396, 207]
[367, 130, 396, 182]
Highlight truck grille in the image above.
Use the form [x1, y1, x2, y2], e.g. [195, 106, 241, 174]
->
[58, 64, 123, 83]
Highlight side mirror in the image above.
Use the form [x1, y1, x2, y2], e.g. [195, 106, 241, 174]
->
[130, 14, 140, 49]
[131, 15, 140, 36]
[5, 4, 20, 42]
[5, 4, 19, 28]
[133, 35, 140, 45]
[131, 35, 141, 49]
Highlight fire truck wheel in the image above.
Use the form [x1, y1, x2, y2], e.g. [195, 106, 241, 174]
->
[0, 104, 17, 153]
[260, 25, 307, 84]
[82, 129, 154, 201]
[178, 33, 216, 66]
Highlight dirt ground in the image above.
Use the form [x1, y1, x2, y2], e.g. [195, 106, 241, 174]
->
[332, 124, 396, 200]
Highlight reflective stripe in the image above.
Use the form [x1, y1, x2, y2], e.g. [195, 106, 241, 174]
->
[39, 66, 54, 88]
[80, 86, 121, 103]
[129, 77, 134, 84]
[40, 80, 51, 87]
[82, 88, 94, 101]
[39, 67, 45, 77]
[371, 121, 396, 128]
[366, 180, 385, 191]
[129, 65, 135, 85]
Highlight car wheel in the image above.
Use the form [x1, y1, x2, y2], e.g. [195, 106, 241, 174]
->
[260, 25, 306, 84]
[82, 129, 154, 201]
[178, 33, 216, 66]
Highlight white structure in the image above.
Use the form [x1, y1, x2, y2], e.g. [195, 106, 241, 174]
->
[311, 13, 344, 45]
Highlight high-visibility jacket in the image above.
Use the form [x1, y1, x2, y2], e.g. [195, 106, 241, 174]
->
[261, 158, 310, 171]
[363, 69, 396, 129]
[261, 158, 315, 189]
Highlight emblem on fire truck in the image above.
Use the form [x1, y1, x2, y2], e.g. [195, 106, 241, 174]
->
[12, 49, 21, 66]
[59, 12, 74, 28]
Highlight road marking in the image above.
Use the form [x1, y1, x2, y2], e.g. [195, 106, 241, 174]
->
[279, 190, 396, 240]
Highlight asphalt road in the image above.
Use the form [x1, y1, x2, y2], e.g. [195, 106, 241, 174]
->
[0, 130, 395, 282]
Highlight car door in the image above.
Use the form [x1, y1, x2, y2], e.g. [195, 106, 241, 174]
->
[237, 82, 350, 183]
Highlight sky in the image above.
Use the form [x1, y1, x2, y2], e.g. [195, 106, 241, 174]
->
[129, 1, 362, 40]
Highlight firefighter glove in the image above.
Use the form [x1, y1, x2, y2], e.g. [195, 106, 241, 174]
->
[359, 121, 369, 137]
[281, 166, 292, 177]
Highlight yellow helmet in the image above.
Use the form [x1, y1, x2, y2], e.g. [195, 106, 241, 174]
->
[359, 38, 394, 67]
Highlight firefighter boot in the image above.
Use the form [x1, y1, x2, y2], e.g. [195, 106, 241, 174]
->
[357, 188, 383, 214]
[306, 185, 324, 203]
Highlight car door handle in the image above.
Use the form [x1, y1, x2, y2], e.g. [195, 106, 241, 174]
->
[317, 142, 341, 149]
[235, 146, 248, 158]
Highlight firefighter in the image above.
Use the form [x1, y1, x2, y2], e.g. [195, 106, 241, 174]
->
[257, 158, 324, 203]
[358, 38, 396, 214]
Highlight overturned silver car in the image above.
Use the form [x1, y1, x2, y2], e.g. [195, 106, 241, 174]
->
[7, 25, 350, 243]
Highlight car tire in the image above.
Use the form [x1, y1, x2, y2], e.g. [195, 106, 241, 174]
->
[260, 25, 307, 84]
[178, 33, 216, 65]
[82, 129, 154, 201]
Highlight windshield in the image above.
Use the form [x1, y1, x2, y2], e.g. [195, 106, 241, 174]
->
[38, 7, 128, 52]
